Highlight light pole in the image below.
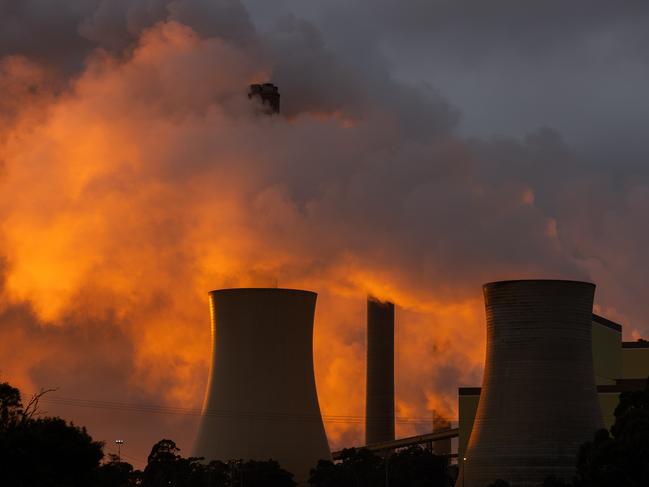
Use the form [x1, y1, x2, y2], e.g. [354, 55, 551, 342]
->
[115, 440, 125, 462]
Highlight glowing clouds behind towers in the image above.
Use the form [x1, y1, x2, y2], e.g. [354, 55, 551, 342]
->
[193, 288, 331, 481]
[365, 297, 395, 445]
[459, 280, 604, 487]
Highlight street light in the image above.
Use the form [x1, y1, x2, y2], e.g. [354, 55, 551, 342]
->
[115, 440, 125, 462]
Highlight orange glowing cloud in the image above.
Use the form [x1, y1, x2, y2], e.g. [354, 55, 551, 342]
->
[1, 12, 628, 465]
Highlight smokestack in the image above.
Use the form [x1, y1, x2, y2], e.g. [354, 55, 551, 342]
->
[365, 296, 395, 445]
[248, 83, 280, 114]
[193, 288, 331, 482]
[458, 280, 604, 487]
[432, 412, 452, 456]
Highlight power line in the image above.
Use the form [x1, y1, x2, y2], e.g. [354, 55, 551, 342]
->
[35, 393, 458, 425]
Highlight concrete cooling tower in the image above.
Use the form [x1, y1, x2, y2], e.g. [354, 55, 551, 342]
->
[365, 297, 395, 445]
[458, 280, 604, 487]
[193, 288, 331, 482]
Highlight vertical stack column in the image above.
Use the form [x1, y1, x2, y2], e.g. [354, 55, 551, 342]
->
[365, 297, 395, 445]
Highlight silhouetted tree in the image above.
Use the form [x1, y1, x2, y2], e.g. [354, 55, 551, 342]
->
[231, 459, 296, 487]
[0, 382, 22, 430]
[542, 475, 571, 487]
[0, 414, 104, 487]
[309, 448, 384, 486]
[486, 480, 511, 487]
[96, 454, 140, 487]
[195, 460, 230, 487]
[143, 439, 195, 487]
[309, 446, 451, 487]
[387, 446, 450, 486]
[575, 377, 649, 487]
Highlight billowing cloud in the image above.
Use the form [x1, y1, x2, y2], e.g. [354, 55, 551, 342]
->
[1, 0, 648, 468]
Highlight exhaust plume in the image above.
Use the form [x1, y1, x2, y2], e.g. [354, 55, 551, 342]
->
[1, 0, 648, 465]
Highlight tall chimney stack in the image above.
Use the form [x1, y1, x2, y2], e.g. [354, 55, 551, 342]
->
[365, 296, 395, 445]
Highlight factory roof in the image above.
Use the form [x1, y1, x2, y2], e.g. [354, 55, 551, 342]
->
[592, 314, 623, 332]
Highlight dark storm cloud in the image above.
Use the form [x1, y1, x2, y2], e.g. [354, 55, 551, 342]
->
[80, 0, 257, 50]
[250, 0, 649, 64]
[263, 14, 459, 138]
[244, 0, 649, 161]
[0, 0, 97, 70]
[0, 0, 257, 66]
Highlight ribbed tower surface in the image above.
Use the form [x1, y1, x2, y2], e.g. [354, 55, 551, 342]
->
[193, 288, 331, 483]
[459, 280, 604, 487]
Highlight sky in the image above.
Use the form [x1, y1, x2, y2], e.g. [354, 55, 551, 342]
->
[1, 0, 648, 468]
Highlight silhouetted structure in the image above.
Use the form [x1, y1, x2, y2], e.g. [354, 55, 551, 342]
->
[458, 280, 604, 487]
[248, 83, 280, 114]
[365, 297, 395, 445]
[432, 413, 452, 456]
[193, 288, 330, 482]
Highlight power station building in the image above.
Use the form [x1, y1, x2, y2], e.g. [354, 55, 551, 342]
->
[457, 280, 649, 486]
[193, 288, 331, 483]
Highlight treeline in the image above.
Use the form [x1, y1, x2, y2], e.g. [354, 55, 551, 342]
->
[0, 380, 296, 486]
[0, 381, 453, 486]
[3, 379, 648, 487]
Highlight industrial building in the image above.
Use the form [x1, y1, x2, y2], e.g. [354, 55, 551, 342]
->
[192, 288, 331, 483]
[191, 279, 649, 485]
[457, 280, 649, 487]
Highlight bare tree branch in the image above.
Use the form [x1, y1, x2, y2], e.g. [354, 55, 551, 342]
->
[22, 387, 58, 422]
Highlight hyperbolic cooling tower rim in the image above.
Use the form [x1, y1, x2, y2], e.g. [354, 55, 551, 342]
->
[483, 278, 595, 288]
[209, 287, 317, 297]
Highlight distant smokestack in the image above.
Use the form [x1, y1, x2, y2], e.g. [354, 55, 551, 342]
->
[432, 412, 452, 456]
[193, 288, 330, 482]
[248, 83, 280, 114]
[458, 280, 604, 487]
[365, 296, 395, 445]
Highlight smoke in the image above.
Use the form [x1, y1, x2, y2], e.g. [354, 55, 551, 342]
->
[1, 0, 648, 466]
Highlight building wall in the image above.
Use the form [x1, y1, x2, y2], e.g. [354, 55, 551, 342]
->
[458, 391, 480, 467]
[592, 316, 622, 385]
[598, 392, 620, 430]
[621, 343, 649, 379]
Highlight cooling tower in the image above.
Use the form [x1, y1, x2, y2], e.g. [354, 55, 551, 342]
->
[365, 297, 395, 445]
[458, 280, 604, 487]
[193, 288, 331, 482]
